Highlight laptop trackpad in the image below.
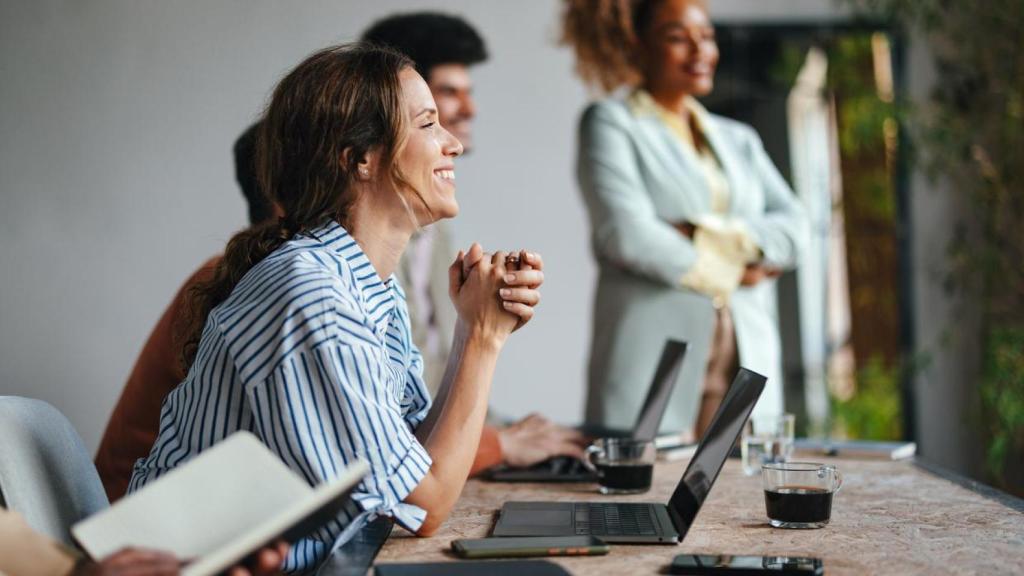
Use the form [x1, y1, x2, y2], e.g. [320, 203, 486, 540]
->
[493, 502, 574, 536]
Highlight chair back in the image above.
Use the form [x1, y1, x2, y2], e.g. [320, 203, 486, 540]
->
[0, 396, 109, 545]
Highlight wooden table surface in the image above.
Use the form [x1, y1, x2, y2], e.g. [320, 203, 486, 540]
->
[374, 457, 1024, 575]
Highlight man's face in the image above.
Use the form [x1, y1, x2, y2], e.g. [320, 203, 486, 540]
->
[427, 64, 476, 153]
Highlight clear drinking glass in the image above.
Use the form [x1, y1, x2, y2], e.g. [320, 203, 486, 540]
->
[586, 438, 656, 495]
[741, 413, 795, 475]
[762, 462, 842, 528]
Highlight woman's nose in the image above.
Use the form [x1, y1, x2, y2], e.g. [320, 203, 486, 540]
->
[443, 128, 464, 157]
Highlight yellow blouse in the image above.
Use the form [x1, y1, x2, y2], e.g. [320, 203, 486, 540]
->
[629, 91, 759, 305]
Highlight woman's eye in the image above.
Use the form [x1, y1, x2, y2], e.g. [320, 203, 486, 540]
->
[421, 122, 435, 129]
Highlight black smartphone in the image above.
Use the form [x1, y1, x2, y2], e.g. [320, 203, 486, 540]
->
[451, 536, 609, 559]
[670, 554, 824, 575]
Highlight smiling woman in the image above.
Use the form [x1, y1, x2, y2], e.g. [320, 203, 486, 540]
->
[391, 71, 464, 226]
[125, 43, 543, 573]
[561, 0, 808, 439]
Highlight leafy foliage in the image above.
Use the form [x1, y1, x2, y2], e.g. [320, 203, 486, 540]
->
[849, 0, 1024, 491]
[832, 355, 903, 441]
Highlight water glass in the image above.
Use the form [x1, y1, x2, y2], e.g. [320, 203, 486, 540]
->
[741, 413, 795, 476]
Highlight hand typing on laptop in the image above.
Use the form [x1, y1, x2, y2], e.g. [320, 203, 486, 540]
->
[486, 341, 689, 483]
[465, 251, 587, 470]
[497, 414, 588, 468]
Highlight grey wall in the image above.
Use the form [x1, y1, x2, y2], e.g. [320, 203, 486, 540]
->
[904, 30, 986, 476]
[2, 0, 862, 458]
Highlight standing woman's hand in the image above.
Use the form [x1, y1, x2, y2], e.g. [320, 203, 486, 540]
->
[739, 262, 782, 287]
[448, 248, 518, 347]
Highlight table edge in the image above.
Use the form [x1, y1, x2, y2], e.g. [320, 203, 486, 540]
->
[914, 458, 1024, 513]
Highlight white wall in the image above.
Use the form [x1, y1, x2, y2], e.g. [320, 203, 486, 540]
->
[0, 0, 851, 454]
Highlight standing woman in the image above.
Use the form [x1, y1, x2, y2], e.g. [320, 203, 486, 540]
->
[128, 44, 543, 572]
[561, 0, 808, 437]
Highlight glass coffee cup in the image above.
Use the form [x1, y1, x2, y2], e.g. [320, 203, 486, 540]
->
[762, 462, 842, 528]
[586, 438, 656, 495]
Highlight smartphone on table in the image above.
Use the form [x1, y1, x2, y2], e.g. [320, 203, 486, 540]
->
[451, 536, 609, 559]
[670, 554, 823, 575]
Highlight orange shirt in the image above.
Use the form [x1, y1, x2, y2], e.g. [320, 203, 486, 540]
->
[94, 257, 502, 502]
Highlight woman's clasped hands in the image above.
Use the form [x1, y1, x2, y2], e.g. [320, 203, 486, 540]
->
[448, 243, 543, 345]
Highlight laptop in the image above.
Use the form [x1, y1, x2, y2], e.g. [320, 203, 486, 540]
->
[491, 367, 766, 543]
[485, 339, 689, 482]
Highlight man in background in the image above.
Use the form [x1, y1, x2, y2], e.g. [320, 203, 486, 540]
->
[95, 12, 583, 503]
[362, 11, 586, 474]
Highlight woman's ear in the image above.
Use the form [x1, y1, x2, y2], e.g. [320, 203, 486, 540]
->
[341, 147, 380, 182]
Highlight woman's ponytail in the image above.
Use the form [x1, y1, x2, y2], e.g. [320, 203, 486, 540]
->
[177, 219, 292, 371]
[175, 43, 413, 374]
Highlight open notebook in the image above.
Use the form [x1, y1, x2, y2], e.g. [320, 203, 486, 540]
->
[72, 431, 368, 576]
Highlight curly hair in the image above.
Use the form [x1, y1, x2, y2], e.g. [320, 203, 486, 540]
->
[232, 121, 274, 226]
[178, 43, 413, 371]
[560, 0, 707, 93]
[361, 12, 488, 79]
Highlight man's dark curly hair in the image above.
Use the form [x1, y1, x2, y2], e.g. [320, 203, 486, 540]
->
[233, 122, 275, 225]
[361, 12, 488, 79]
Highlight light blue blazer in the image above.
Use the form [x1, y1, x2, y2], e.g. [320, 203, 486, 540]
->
[577, 97, 809, 433]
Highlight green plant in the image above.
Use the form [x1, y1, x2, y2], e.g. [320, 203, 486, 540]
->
[832, 355, 903, 441]
[849, 0, 1024, 492]
[828, 33, 905, 439]
[981, 328, 1024, 478]
[772, 33, 906, 439]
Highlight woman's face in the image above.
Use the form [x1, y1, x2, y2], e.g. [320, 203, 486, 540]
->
[395, 67, 464, 224]
[640, 0, 719, 97]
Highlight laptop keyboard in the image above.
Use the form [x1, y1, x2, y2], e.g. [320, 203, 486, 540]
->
[574, 503, 659, 536]
[540, 457, 587, 475]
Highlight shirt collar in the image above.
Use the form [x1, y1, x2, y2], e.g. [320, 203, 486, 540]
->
[628, 90, 713, 138]
[305, 218, 397, 330]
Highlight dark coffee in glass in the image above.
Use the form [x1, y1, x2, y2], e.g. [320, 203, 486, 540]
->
[762, 463, 842, 528]
[764, 486, 833, 524]
[587, 438, 656, 494]
[595, 462, 654, 492]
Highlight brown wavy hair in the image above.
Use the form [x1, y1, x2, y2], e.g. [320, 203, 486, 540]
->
[560, 0, 707, 92]
[178, 43, 413, 371]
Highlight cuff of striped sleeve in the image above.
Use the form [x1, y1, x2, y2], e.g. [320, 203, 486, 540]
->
[469, 425, 504, 476]
[403, 400, 431, 430]
[350, 439, 433, 533]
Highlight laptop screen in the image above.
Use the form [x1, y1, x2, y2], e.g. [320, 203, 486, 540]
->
[666, 368, 766, 539]
[631, 340, 688, 441]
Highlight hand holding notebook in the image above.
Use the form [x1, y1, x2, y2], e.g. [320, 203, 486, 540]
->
[72, 431, 368, 576]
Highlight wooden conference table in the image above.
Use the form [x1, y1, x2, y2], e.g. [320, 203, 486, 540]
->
[373, 457, 1024, 575]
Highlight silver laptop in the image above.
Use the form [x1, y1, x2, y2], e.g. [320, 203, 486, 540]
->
[491, 368, 766, 543]
[485, 340, 688, 482]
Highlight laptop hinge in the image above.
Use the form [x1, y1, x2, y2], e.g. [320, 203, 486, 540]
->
[666, 505, 688, 539]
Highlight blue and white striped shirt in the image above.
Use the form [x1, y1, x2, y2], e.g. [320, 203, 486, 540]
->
[128, 220, 433, 573]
